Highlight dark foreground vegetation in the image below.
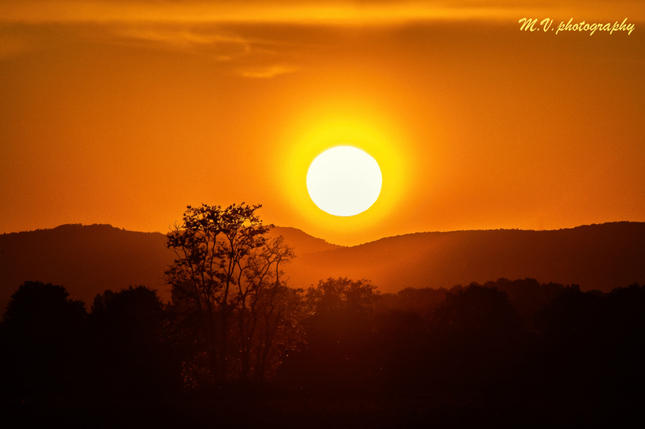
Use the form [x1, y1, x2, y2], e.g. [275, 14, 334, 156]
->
[1, 205, 644, 427]
[1, 278, 644, 428]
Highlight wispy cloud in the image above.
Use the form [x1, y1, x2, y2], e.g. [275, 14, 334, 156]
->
[238, 64, 300, 78]
[2, 1, 641, 79]
[3, 1, 640, 25]
[112, 27, 252, 60]
[107, 25, 305, 76]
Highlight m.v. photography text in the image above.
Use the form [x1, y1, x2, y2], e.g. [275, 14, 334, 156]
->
[519, 17, 635, 35]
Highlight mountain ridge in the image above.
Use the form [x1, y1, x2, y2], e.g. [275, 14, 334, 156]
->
[2, 222, 644, 316]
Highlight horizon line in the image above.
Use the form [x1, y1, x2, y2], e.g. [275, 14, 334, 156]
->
[2, 220, 643, 247]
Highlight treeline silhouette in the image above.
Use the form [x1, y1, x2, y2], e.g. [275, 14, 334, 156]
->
[4, 221, 645, 317]
[1, 278, 644, 428]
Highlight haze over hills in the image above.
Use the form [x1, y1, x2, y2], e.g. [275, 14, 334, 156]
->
[1, 222, 644, 316]
[290, 222, 645, 294]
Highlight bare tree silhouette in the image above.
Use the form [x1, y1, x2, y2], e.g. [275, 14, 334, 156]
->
[165, 203, 298, 384]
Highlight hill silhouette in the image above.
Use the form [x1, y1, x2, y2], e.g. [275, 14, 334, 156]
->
[2, 222, 644, 316]
[0, 224, 173, 316]
[0, 224, 339, 315]
[288, 222, 645, 293]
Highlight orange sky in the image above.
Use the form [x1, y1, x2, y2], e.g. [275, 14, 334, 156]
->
[1, 1, 643, 245]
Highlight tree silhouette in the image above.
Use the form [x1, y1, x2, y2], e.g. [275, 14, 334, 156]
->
[303, 277, 378, 358]
[432, 284, 521, 335]
[428, 284, 524, 391]
[529, 284, 645, 399]
[305, 277, 378, 316]
[233, 239, 304, 382]
[602, 284, 645, 399]
[0, 281, 87, 396]
[88, 286, 181, 396]
[281, 278, 379, 391]
[165, 203, 296, 384]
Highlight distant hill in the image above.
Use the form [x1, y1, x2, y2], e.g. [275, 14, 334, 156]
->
[0, 224, 339, 315]
[0, 224, 173, 316]
[267, 226, 342, 256]
[2, 222, 644, 316]
[287, 222, 645, 293]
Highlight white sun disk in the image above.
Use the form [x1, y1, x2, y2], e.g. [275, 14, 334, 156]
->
[306, 146, 382, 216]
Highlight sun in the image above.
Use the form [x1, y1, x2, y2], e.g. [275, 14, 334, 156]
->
[306, 146, 382, 216]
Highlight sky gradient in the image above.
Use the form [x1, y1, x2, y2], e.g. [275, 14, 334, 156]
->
[1, 1, 643, 245]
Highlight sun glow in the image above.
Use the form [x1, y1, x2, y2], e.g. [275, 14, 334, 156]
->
[307, 146, 382, 217]
[277, 100, 412, 242]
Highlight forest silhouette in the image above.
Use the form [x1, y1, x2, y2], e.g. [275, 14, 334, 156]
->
[1, 205, 644, 428]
